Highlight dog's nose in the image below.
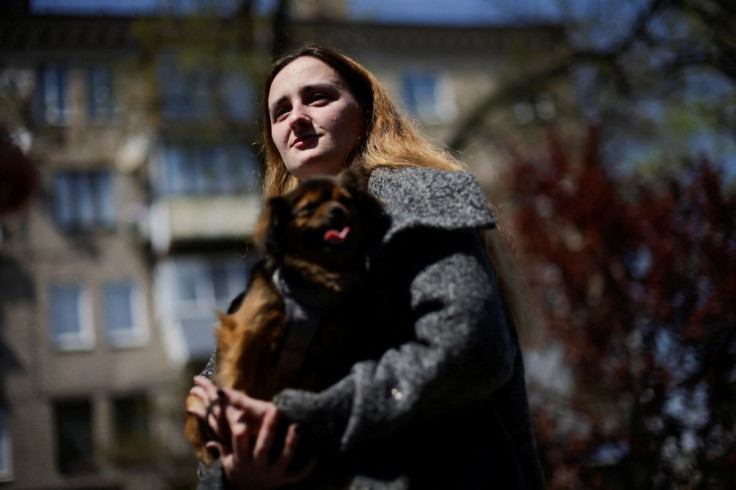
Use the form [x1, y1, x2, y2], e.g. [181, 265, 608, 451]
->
[326, 203, 347, 221]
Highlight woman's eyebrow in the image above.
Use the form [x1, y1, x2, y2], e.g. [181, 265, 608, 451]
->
[269, 83, 339, 115]
[269, 95, 289, 114]
[300, 82, 337, 93]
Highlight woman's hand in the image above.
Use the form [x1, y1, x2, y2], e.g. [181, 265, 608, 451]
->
[188, 376, 233, 443]
[209, 389, 316, 489]
[188, 377, 316, 489]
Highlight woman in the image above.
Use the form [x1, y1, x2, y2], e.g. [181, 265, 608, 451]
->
[189, 45, 544, 489]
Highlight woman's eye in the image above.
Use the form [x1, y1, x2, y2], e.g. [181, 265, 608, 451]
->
[273, 107, 290, 121]
[310, 93, 329, 103]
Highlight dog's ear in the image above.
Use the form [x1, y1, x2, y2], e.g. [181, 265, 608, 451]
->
[337, 166, 368, 193]
[362, 193, 389, 248]
[339, 168, 388, 249]
[338, 166, 384, 225]
[215, 310, 233, 330]
[254, 196, 291, 257]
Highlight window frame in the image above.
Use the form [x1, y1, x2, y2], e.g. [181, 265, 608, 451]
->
[86, 64, 117, 123]
[400, 69, 457, 123]
[156, 52, 215, 121]
[53, 170, 116, 231]
[48, 283, 95, 352]
[53, 398, 96, 475]
[158, 142, 257, 197]
[173, 256, 248, 314]
[103, 279, 150, 349]
[156, 51, 254, 122]
[37, 65, 71, 126]
[110, 392, 152, 464]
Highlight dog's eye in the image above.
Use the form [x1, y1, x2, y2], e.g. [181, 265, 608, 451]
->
[336, 193, 355, 209]
[296, 202, 318, 217]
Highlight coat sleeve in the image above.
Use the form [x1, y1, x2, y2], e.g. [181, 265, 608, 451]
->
[273, 229, 517, 453]
[196, 460, 230, 490]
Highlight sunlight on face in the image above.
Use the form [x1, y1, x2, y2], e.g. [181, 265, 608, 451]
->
[268, 56, 365, 180]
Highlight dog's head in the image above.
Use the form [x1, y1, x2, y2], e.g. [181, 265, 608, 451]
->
[254, 168, 387, 271]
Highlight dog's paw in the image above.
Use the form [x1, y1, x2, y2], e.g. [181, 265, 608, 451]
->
[184, 394, 217, 466]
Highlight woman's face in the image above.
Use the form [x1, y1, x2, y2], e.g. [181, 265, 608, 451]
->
[268, 56, 365, 180]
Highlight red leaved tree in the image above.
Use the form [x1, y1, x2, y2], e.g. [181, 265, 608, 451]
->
[508, 129, 736, 489]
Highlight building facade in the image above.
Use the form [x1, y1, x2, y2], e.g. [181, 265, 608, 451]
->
[0, 8, 263, 488]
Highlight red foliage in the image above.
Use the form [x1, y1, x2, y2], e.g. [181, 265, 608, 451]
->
[508, 128, 736, 489]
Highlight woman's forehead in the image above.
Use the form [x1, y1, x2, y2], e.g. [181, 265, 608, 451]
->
[268, 57, 346, 101]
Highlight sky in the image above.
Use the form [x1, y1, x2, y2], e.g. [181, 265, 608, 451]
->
[30, 0, 570, 24]
[348, 0, 566, 24]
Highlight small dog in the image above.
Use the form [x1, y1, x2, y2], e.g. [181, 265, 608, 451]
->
[185, 168, 387, 465]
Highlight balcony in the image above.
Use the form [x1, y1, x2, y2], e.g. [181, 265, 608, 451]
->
[150, 193, 261, 253]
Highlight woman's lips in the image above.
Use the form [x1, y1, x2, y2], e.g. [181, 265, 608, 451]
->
[292, 134, 318, 148]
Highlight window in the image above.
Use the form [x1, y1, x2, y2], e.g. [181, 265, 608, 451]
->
[221, 68, 255, 121]
[401, 70, 457, 123]
[112, 394, 151, 464]
[157, 53, 214, 120]
[48, 283, 94, 351]
[54, 170, 115, 230]
[87, 65, 116, 122]
[0, 410, 12, 481]
[154, 255, 252, 363]
[160, 144, 257, 196]
[157, 52, 254, 121]
[54, 399, 96, 474]
[37, 65, 71, 125]
[175, 257, 246, 312]
[172, 256, 249, 360]
[103, 280, 149, 348]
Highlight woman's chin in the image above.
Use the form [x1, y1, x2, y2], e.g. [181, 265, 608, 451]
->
[289, 158, 345, 180]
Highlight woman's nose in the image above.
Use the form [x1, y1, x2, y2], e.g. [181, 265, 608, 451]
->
[288, 104, 310, 126]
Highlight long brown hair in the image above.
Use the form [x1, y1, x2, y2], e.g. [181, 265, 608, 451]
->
[260, 45, 465, 199]
[259, 45, 527, 334]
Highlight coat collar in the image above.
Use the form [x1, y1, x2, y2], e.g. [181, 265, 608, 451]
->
[367, 166, 496, 241]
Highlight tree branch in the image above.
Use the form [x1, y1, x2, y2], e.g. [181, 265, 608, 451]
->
[446, 0, 736, 152]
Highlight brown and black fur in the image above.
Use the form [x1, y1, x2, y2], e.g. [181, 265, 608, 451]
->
[185, 168, 387, 465]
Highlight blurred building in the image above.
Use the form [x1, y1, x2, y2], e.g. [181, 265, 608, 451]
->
[290, 18, 570, 186]
[0, 1, 568, 488]
[0, 4, 260, 488]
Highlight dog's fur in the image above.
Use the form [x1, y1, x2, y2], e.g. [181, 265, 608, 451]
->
[185, 168, 386, 465]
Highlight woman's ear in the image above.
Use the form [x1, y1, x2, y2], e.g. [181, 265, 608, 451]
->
[254, 196, 291, 257]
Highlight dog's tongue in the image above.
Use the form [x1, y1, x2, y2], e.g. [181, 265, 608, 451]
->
[324, 226, 351, 243]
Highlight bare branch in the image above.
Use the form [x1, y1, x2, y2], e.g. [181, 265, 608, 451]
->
[447, 0, 736, 151]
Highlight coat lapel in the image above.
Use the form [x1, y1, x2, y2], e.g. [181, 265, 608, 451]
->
[368, 167, 496, 241]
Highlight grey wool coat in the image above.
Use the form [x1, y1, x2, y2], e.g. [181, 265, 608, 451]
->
[197, 167, 545, 489]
